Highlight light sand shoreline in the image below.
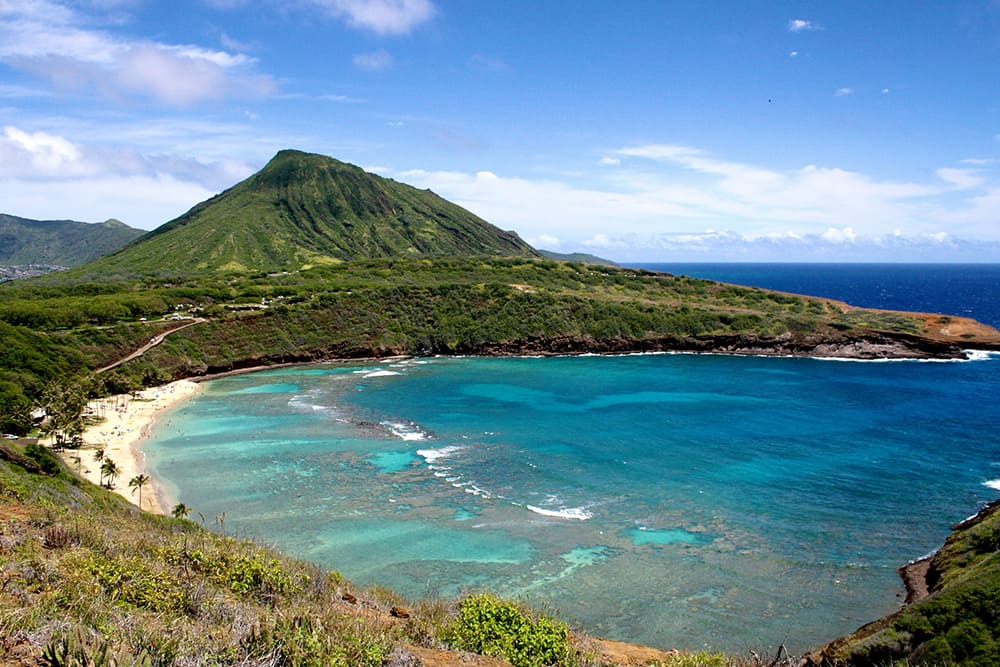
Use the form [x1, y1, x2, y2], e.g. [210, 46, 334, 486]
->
[51, 359, 398, 514]
[56, 379, 203, 514]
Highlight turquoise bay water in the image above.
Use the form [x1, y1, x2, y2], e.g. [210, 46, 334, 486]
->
[147, 354, 1000, 652]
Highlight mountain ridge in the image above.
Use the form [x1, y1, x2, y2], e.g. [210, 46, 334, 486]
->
[0, 214, 143, 267]
[94, 149, 538, 276]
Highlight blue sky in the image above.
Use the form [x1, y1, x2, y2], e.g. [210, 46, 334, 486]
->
[1, 0, 999, 261]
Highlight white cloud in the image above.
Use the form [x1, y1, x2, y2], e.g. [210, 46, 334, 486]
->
[789, 50, 799, 58]
[398, 168, 654, 238]
[835, 87, 854, 97]
[0, 125, 83, 175]
[353, 49, 394, 71]
[0, 0, 76, 25]
[936, 168, 984, 190]
[0, 1, 275, 106]
[599, 156, 620, 166]
[881, 87, 890, 94]
[0, 174, 216, 228]
[385, 142, 1000, 260]
[582, 234, 616, 249]
[820, 226, 857, 243]
[219, 32, 255, 53]
[306, 0, 435, 35]
[788, 19, 820, 32]
[532, 234, 561, 248]
[584, 229, 1000, 262]
[0, 123, 256, 227]
[319, 93, 366, 103]
[0, 83, 50, 98]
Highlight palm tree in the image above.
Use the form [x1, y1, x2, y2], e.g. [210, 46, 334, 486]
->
[100, 459, 120, 489]
[171, 503, 191, 519]
[93, 448, 105, 485]
[128, 474, 150, 508]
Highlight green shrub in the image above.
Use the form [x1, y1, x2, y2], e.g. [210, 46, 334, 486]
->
[186, 547, 302, 602]
[443, 594, 568, 667]
[655, 652, 728, 667]
[42, 631, 153, 667]
[24, 442, 62, 475]
[241, 614, 388, 667]
[80, 553, 188, 613]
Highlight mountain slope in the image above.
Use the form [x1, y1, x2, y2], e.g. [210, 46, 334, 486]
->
[91, 150, 538, 276]
[0, 215, 143, 266]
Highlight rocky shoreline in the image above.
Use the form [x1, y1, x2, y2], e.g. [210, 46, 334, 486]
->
[803, 499, 1000, 666]
[166, 329, 989, 380]
[898, 557, 932, 605]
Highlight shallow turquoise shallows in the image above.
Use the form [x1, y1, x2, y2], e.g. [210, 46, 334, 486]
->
[146, 353, 1000, 652]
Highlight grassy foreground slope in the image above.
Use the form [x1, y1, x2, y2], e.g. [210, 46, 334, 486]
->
[0, 439, 753, 667]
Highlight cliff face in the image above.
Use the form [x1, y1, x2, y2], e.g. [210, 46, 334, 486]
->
[803, 500, 1000, 666]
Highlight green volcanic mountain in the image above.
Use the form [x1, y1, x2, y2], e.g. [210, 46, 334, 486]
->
[0, 214, 143, 267]
[94, 149, 538, 276]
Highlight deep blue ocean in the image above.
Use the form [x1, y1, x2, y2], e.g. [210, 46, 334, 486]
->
[632, 263, 1000, 328]
[146, 264, 1000, 653]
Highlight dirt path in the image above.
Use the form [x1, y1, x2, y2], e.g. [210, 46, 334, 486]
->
[95, 318, 204, 373]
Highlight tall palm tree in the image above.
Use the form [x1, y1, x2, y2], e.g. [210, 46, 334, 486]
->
[128, 474, 150, 508]
[93, 448, 105, 485]
[171, 503, 191, 519]
[100, 459, 120, 489]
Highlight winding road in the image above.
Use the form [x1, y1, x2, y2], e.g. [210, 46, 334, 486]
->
[95, 318, 204, 374]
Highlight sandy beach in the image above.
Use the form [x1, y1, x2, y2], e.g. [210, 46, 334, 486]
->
[56, 379, 202, 514]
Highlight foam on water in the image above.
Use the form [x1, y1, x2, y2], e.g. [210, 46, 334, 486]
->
[417, 445, 465, 464]
[231, 382, 301, 394]
[965, 350, 1000, 362]
[525, 504, 594, 520]
[146, 350, 1000, 654]
[382, 420, 430, 441]
[362, 370, 403, 378]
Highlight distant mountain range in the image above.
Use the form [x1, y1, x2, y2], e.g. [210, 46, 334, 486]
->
[538, 250, 618, 266]
[0, 214, 144, 269]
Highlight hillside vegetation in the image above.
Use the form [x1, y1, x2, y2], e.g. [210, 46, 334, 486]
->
[85, 150, 537, 277]
[4, 256, 993, 411]
[804, 501, 1000, 666]
[0, 215, 143, 268]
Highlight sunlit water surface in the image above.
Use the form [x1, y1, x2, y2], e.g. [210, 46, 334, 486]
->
[147, 351, 1000, 652]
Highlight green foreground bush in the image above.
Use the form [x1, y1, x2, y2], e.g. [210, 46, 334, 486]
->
[443, 594, 569, 667]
